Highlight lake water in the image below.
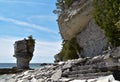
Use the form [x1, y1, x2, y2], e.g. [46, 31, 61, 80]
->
[0, 63, 41, 69]
[0, 63, 41, 81]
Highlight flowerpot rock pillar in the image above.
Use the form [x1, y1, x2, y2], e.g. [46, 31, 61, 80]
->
[14, 36, 35, 69]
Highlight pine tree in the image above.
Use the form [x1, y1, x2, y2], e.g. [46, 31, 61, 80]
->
[93, 0, 120, 47]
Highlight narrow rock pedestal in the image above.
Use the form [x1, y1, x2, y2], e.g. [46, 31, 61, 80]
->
[14, 36, 35, 69]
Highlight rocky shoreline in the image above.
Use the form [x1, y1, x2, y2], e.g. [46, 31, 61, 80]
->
[0, 47, 120, 82]
[0, 63, 52, 75]
[0, 68, 24, 75]
[0, 63, 119, 82]
[0, 0, 120, 82]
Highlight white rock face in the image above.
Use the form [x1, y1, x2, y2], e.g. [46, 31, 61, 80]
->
[70, 80, 86, 82]
[58, 0, 94, 40]
[70, 75, 119, 82]
[77, 20, 107, 57]
[51, 69, 62, 81]
[58, 0, 107, 58]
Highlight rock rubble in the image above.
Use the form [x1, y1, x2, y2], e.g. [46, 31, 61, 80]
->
[1, 46, 120, 82]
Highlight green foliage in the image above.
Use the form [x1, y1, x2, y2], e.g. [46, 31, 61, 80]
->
[93, 0, 120, 47]
[64, 0, 73, 7]
[53, 0, 73, 14]
[28, 35, 35, 47]
[58, 37, 82, 61]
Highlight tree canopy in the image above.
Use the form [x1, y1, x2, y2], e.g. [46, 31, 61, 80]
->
[93, 0, 120, 47]
[53, 0, 73, 15]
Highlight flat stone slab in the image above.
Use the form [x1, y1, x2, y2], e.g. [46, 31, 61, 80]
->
[0, 68, 23, 74]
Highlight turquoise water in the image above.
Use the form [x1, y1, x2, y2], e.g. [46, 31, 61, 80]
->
[0, 63, 41, 69]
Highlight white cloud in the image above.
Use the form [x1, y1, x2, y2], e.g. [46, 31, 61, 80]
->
[0, 37, 15, 63]
[0, 17, 57, 34]
[31, 40, 62, 63]
[0, 36, 62, 63]
[34, 40, 61, 57]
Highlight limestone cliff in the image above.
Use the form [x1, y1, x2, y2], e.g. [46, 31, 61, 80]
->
[58, 0, 93, 40]
[14, 36, 35, 69]
[77, 19, 107, 57]
[57, 0, 108, 58]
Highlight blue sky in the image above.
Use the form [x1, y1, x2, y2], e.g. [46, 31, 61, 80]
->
[0, 0, 62, 63]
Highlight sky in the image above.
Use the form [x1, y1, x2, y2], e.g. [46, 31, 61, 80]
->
[0, 0, 62, 63]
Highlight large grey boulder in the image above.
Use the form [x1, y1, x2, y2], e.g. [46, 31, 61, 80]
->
[14, 36, 35, 69]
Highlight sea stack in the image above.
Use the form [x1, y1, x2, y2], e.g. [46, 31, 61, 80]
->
[14, 36, 35, 69]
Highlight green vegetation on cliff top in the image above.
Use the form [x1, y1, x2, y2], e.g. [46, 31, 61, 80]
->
[53, 0, 73, 14]
[93, 0, 120, 47]
[28, 35, 35, 47]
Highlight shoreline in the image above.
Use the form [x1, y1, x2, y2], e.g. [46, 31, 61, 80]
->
[0, 63, 52, 75]
[0, 46, 120, 82]
[0, 55, 119, 82]
[0, 68, 24, 75]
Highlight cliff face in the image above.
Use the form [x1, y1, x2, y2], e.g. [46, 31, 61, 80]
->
[57, 0, 108, 58]
[58, 0, 93, 40]
[77, 20, 107, 57]
[14, 37, 35, 69]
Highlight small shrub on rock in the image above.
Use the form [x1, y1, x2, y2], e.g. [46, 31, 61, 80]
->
[57, 37, 82, 61]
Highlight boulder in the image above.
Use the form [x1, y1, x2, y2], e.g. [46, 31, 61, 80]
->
[51, 69, 62, 81]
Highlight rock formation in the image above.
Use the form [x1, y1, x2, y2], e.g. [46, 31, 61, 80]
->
[1, 0, 118, 82]
[57, 0, 108, 58]
[58, 0, 94, 40]
[1, 47, 120, 82]
[62, 47, 120, 80]
[14, 36, 35, 69]
[77, 20, 107, 57]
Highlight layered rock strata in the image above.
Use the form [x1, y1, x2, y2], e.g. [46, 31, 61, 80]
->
[14, 38, 35, 69]
[61, 47, 120, 81]
[1, 47, 120, 82]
